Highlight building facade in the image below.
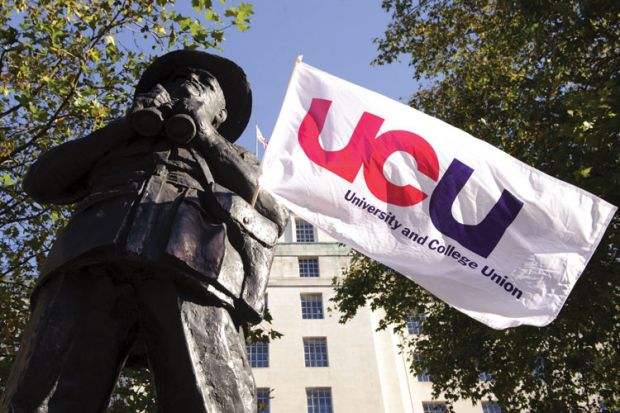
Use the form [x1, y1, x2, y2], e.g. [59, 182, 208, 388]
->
[250, 218, 500, 413]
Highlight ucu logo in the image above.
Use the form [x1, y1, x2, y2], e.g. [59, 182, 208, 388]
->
[298, 98, 524, 258]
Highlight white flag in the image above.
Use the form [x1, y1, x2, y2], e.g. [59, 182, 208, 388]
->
[259, 60, 617, 329]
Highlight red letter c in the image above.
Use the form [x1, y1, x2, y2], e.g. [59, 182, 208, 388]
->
[363, 130, 439, 206]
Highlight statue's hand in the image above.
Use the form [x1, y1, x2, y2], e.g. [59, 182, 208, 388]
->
[194, 121, 224, 147]
[128, 84, 173, 138]
[129, 84, 172, 114]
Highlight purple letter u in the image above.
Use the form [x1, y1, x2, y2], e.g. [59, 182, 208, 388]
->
[429, 159, 523, 258]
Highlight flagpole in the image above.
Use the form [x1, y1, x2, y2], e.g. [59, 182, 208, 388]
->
[255, 123, 259, 158]
[251, 55, 303, 208]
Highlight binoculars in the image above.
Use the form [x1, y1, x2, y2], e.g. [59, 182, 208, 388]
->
[130, 105, 197, 145]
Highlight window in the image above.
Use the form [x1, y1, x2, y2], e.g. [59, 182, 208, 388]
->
[304, 337, 329, 367]
[246, 342, 269, 368]
[301, 294, 324, 319]
[296, 219, 315, 242]
[256, 388, 270, 413]
[482, 402, 502, 413]
[306, 388, 332, 413]
[299, 258, 320, 277]
[422, 402, 447, 413]
[414, 354, 431, 382]
[406, 312, 425, 334]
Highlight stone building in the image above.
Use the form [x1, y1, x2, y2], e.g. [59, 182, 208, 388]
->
[249, 217, 501, 413]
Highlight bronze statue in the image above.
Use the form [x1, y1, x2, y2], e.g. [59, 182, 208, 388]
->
[1, 50, 288, 412]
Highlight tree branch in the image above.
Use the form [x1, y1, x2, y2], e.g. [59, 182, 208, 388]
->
[0, 250, 43, 278]
[0, 209, 48, 229]
[0, 5, 131, 164]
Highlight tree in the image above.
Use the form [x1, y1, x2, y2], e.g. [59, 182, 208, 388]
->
[332, 1, 619, 412]
[0, 0, 253, 409]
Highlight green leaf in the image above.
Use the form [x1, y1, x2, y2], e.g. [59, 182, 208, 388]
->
[191, 0, 212, 14]
[0, 173, 14, 186]
[205, 9, 220, 23]
[579, 167, 592, 178]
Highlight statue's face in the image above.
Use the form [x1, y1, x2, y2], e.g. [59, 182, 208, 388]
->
[164, 67, 227, 128]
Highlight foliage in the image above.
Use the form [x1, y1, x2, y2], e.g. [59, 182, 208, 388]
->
[108, 368, 157, 413]
[247, 307, 284, 344]
[0, 0, 253, 409]
[332, 1, 619, 412]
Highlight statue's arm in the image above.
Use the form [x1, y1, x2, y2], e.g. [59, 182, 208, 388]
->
[24, 117, 136, 204]
[195, 133, 289, 235]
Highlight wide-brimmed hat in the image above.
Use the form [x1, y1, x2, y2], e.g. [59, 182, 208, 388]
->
[135, 50, 252, 143]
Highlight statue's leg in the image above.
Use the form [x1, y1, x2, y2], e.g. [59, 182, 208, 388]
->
[0, 266, 138, 413]
[136, 277, 255, 413]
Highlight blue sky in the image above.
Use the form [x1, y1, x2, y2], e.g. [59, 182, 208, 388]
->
[187, 1, 423, 154]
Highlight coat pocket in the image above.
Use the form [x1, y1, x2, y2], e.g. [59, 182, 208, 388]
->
[165, 199, 227, 282]
[209, 184, 279, 247]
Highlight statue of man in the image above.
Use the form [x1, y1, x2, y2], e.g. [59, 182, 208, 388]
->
[1, 50, 288, 413]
